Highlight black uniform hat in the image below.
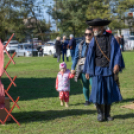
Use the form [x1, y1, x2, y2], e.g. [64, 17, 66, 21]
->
[86, 18, 111, 26]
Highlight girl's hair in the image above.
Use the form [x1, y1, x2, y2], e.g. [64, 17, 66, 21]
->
[85, 27, 93, 32]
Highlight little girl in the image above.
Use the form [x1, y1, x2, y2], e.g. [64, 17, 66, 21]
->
[56, 62, 74, 107]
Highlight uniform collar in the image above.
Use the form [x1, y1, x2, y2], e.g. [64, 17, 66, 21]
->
[96, 30, 106, 37]
[103, 31, 106, 35]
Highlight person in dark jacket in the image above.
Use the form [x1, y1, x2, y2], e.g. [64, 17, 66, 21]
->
[69, 34, 76, 63]
[120, 35, 124, 51]
[62, 35, 69, 62]
[55, 36, 62, 62]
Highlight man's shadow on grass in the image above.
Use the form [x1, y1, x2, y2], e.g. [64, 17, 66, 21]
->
[2, 78, 83, 101]
[121, 98, 134, 103]
[8, 109, 96, 124]
[114, 113, 134, 119]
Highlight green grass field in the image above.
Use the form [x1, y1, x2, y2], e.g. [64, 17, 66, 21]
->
[0, 52, 134, 134]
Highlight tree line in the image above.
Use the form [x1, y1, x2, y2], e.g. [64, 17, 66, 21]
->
[49, 0, 134, 37]
[0, 0, 134, 42]
[0, 0, 51, 42]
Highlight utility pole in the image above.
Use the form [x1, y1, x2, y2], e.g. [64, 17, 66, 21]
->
[56, 0, 58, 32]
[48, 1, 51, 40]
[49, 1, 51, 31]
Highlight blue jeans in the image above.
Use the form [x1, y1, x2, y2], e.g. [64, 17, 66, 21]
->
[57, 54, 61, 62]
[120, 44, 123, 51]
[62, 50, 69, 62]
[70, 49, 75, 63]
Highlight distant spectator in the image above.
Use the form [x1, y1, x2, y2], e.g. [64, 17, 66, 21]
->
[55, 36, 62, 62]
[114, 35, 122, 90]
[114, 35, 121, 45]
[120, 35, 125, 51]
[62, 35, 69, 62]
[105, 31, 121, 92]
[69, 34, 76, 62]
[37, 46, 43, 52]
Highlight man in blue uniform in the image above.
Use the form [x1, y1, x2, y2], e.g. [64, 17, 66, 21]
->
[83, 18, 125, 122]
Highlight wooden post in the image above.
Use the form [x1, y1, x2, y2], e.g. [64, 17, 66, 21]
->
[0, 34, 20, 126]
[0, 97, 11, 121]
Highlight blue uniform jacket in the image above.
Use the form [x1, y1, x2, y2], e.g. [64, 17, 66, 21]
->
[83, 33, 125, 76]
[71, 41, 88, 70]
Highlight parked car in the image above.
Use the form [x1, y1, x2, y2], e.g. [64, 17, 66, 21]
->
[3, 40, 19, 53]
[124, 36, 134, 50]
[16, 44, 38, 57]
[43, 43, 55, 55]
[45, 40, 56, 44]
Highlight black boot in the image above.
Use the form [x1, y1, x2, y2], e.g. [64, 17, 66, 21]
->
[96, 104, 105, 122]
[84, 101, 90, 106]
[66, 57, 69, 62]
[105, 105, 114, 121]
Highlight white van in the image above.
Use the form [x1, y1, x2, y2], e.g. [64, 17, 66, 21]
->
[43, 43, 56, 55]
[124, 36, 134, 50]
[16, 44, 38, 57]
[3, 40, 19, 53]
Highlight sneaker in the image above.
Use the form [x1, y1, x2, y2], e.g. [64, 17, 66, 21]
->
[84, 101, 90, 106]
[106, 115, 114, 121]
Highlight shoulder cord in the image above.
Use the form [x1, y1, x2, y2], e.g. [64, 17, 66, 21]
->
[95, 37, 110, 62]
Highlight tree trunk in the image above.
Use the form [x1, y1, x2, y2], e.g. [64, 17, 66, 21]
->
[73, 26, 76, 37]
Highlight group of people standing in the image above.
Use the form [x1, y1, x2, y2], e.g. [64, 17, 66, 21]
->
[55, 34, 76, 63]
[55, 18, 125, 122]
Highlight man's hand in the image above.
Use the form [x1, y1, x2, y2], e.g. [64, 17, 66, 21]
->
[113, 65, 120, 74]
[70, 46, 73, 49]
[67, 44, 69, 49]
[71, 70, 75, 75]
[85, 74, 90, 80]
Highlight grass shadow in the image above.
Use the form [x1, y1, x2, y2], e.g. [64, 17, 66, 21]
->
[7, 109, 96, 124]
[121, 98, 134, 103]
[114, 113, 134, 119]
[2, 78, 83, 101]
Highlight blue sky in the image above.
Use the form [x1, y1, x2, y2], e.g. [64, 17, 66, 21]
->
[33, 0, 55, 30]
[43, 0, 55, 30]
